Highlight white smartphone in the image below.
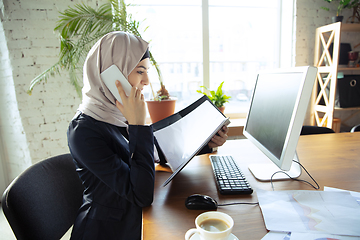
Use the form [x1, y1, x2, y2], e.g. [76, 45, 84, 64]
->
[101, 64, 132, 104]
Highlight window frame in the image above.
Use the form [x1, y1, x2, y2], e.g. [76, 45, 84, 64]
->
[127, 0, 295, 115]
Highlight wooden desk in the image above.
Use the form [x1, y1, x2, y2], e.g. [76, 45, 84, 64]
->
[143, 132, 360, 240]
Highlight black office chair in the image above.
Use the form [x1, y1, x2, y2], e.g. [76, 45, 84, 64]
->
[1, 153, 83, 240]
[350, 124, 360, 133]
[300, 125, 335, 135]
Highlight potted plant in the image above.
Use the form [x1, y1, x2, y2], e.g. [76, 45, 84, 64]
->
[321, 0, 353, 23]
[145, 69, 176, 123]
[197, 81, 231, 113]
[27, 0, 174, 120]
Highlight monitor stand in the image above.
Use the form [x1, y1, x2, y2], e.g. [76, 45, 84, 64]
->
[248, 152, 301, 181]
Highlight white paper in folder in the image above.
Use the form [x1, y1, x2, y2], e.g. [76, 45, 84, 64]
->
[152, 95, 230, 187]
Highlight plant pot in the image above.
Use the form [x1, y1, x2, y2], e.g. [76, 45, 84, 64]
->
[218, 106, 225, 113]
[332, 16, 344, 23]
[146, 99, 176, 123]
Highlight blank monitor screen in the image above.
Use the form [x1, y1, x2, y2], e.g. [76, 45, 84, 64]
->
[243, 66, 317, 176]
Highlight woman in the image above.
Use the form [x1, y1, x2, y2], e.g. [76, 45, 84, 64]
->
[67, 31, 228, 239]
[67, 31, 154, 240]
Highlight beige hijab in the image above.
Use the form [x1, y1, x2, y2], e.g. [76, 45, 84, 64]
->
[78, 31, 149, 127]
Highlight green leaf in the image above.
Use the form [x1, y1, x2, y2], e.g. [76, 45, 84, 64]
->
[197, 81, 231, 108]
[28, 0, 165, 99]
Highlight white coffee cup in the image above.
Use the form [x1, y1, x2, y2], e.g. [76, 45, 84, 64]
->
[185, 211, 234, 240]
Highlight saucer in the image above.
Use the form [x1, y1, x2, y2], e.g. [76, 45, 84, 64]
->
[189, 233, 238, 240]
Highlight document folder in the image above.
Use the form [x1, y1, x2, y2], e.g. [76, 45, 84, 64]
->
[151, 95, 230, 187]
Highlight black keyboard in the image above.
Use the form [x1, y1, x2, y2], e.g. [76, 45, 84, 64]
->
[210, 155, 253, 195]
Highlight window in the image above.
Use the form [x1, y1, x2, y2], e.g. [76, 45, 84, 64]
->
[127, 0, 291, 115]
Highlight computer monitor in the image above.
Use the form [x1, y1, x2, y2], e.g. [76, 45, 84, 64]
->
[243, 66, 317, 181]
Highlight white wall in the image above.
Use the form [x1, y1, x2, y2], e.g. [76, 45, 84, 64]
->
[0, 127, 8, 194]
[0, 8, 31, 189]
[295, 0, 357, 66]
[0, 0, 359, 186]
[0, 0, 106, 185]
[296, 0, 360, 129]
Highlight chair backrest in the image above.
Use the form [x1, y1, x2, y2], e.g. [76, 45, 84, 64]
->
[350, 124, 360, 133]
[1, 153, 83, 240]
[300, 126, 335, 135]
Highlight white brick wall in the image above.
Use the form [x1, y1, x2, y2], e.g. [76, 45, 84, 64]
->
[0, 0, 359, 185]
[295, 0, 359, 65]
[296, 0, 360, 129]
[0, 4, 32, 185]
[0, 0, 105, 184]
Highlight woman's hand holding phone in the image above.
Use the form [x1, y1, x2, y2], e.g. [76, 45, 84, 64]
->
[115, 80, 146, 126]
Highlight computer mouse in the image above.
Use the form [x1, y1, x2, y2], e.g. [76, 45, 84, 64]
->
[185, 194, 218, 210]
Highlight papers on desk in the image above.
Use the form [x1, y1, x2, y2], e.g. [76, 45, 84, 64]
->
[257, 188, 360, 240]
[262, 232, 360, 240]
[324, 186, 360, 205]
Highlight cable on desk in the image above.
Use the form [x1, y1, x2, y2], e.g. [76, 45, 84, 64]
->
[218, 202, 259, 207]
[270, 160, 320, 191]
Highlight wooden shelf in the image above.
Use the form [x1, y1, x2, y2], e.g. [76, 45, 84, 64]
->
[338, 67, 360, 71]
[312, 22, 360, 132]
[334, 106, 360, 111]
[341, 23, 360, 32]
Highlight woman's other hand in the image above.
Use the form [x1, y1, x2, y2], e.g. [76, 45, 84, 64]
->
[208, 125, 229, 149]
